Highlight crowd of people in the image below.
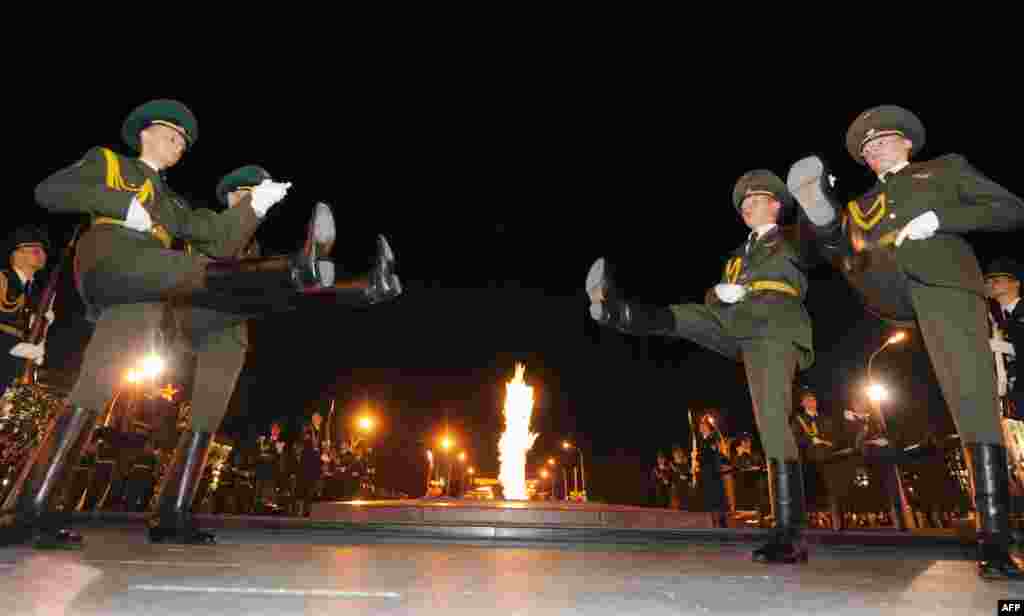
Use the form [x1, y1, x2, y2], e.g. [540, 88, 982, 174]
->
[0, 407, 381, 521]
[649, 386, 982, 533]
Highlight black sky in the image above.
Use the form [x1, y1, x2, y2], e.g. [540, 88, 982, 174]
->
[9, 61, 1024, 497]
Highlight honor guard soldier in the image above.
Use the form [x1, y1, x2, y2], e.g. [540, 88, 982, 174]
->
[5, 99, 399, 549]
[588, 169, 814, 563]
[731, 433, 770, 526]
[0, 227, 51, 398]
[696, 416, 729, 528]
[790, 386, 839, 528]
[788, 105, 1024, 579]
[985, 258, 1023, 414]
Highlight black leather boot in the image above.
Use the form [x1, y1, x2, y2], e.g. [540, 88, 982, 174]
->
[964, 443, 1024, 580]
[148, 430, 215, 545]
[0, 404, 99, 549]
[302, 202, 336, 261]
[786, 155, 842, 228]
[586, 258, 675, 335]
[365, 235, 402, 304]
[301, 234, 403, 306]
[204, 252, 323, 296]
[752, 459, 809, 564]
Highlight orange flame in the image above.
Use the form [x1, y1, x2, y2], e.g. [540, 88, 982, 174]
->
[498, 363, 538, 500]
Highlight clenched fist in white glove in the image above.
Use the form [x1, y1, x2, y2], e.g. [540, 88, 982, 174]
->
[991, 338, 1016, 356]
[250, 179, 293, 217]
[10, 342, 45, 365]
[28, 309, 56, 330]
[714, 283, 747, 304]
[124, 196, 154, 232]
[894, 210, 939, 246]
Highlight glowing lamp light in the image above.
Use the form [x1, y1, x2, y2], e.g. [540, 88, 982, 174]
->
[866, 383, 888, 403]
[140, 354, 165, 379]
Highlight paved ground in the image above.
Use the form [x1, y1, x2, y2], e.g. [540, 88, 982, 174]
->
[1, 525, 1021, 615]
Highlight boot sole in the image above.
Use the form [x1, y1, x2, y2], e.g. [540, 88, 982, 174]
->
[786, 156, 837, 227]
[586, 258, 606, 303]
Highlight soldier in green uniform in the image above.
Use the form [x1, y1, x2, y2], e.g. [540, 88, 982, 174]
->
[2, 99, 391, 549]
[0, 227, 52, 398]
[154, 162, 398, 542]
[587, 169, 813, 564]
[985, 258, 1022, 414]
[787, 105, 1024, 579]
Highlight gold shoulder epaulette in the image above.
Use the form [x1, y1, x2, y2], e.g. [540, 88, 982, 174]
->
[847, 193, 887, 231]
[0, 271, 25, 313]
[99, 147, 154, 205]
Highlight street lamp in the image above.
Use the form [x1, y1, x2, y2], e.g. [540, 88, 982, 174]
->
[864, 331, 913, 530]
[104, 355, 167, 428]
[438, 436, 455, 496]
[867, 331, 906, 386]
[562, 440, 586, 501]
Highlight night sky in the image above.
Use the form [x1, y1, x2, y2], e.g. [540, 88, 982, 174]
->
[9, 71, 1023, 501]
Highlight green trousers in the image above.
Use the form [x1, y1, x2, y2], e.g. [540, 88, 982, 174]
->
[668, 304, 801, 462]
[70, 303, 247, 433]
[908, 282, 1003, 446]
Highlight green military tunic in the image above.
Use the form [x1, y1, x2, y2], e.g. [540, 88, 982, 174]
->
[35, 147, 262, 420]
[820, 154, 1024, 445]
[666, 224, 814, 462]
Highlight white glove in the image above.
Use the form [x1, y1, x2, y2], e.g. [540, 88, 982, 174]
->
[28, 309, 56, 330]
[124, 196, 154, 232]
[250, 179, 293, 217]
[10, 342, 44, 364]
[714, 283, 747, 304]
[894, 210, 939, 246]
[589, 302, 607, 322]
[991, 338, 1016, 356]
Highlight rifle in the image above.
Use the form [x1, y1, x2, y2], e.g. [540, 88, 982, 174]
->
[688, 408, 698, 487]
[325, 398, 336, 451]
[17, 225, 82, 386]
